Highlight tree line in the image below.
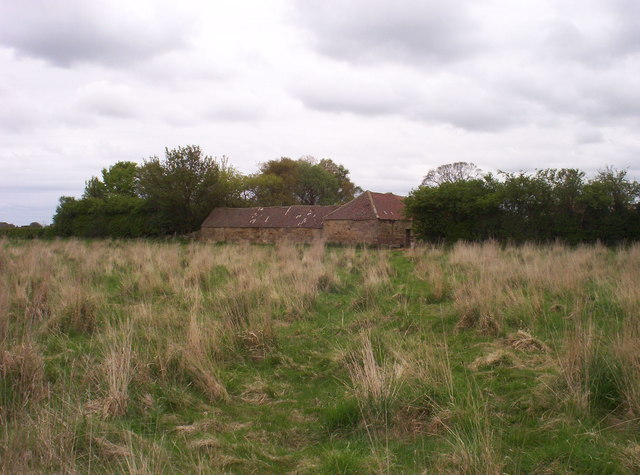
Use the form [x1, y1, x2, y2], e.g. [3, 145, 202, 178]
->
[21, 150, 640, 243]
[52, 146, 361, 238]
[405, 163, 640, 244]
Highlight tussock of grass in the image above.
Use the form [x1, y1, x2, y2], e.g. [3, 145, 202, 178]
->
[507, 330, 550, 352]
[439, 397, 504, 475]
[1, 340, 47, 413]
[470, 349, 520, 371]
[615, 320, 640, 417]
[89, 322, 136, 418]
[346, 334, 404, 427]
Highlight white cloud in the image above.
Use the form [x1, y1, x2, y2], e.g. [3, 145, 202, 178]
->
[76, 80, 138, 118]
[0, 0, 194, 67]
[292, 0, 481, 64]
[0, 0, 639, 225]
[574, 126, 605, 145]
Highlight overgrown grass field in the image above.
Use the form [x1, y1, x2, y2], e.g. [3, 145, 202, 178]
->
[1, 239, 639, 473]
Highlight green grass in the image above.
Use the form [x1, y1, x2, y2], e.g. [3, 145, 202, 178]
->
[2, 239, 640, 473]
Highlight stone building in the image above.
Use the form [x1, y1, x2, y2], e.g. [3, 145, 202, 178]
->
[323, 191, 411, 247]
[200, 191, 412, 247]
[200, 204, 339, 244]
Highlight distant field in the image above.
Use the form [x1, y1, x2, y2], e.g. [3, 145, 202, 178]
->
[1, 239, 639, 473]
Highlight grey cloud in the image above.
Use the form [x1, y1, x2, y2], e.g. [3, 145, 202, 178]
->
[424, 105, 521, 133]
[574, 127, 604, 145]
[76, 81, 138, 118]
[508, 64, 640, 126]
[540, 1, 640, 67]
[154, 86, 270, 127]
[295, 89, 399, 116]
[409, 78, 532, 132]
[541, 21, 602, 64]
[292, 0, 480, 64]
[202, 104, 265, 123]
[199, 89, 271, 123]
[291, 64, 529, 132]
[290, 0, 640, 133]
[0, 1, 193, 67]
[136, 50, 234, 88]
[606, 0, 640, 57]
[292, 75, 405, 116]
[0, 91, 41, 132]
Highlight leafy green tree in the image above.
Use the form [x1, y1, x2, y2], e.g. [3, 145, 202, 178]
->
[83, 161, 139, 199]
[405, 178, 500, 242]
[580, 167, 640, 242]
[252, 157, 300, 205]
[537, 168, 586, 242]
[138, 146, 242, 234]
[55, 148, 245, 237]
[53, 196, 80, 236]
[496, 171, 554, 241]
[294, 159, 339, 205]
[247, 156, 359, 206]
[57, 161, 156, 238]
[421, 162, 482, 187]
[102, 161, 139, 197]
[319, 158, 361, 203]
[409, 164, 639, 244]
[583, 167, 640, 212]
[83, 177, 107, 199]
[243, 173, 286, 206]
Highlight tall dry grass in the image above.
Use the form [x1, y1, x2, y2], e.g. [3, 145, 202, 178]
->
[610, 246, 640, 416]
[2, 238, 637, 471]
[350, 250, 394, 311]
[0, 238, 341, 349]
[557, 317, 598, 411]
[346, 333, 404, 428]
[615, 318, 640, 417]
[410, 244, 449, 302]
[0, 238, 348, 471]
[439, 396, 504, 475]
[85, 321, 136, 418]
[411, 241, 616, 334]
[411, 241, 640, 429]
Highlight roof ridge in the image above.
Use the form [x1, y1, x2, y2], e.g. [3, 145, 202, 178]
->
[203, 203, 339, 229]
[366, 191, 379, 219]
[324, 194, 356, 219]
[220, 204, 338, 210]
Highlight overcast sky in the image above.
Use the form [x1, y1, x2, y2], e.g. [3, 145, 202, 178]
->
[1, 0, 639, 224]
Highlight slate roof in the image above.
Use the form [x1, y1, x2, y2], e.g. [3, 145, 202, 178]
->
[201, 192, 406, 230]
[324, 191, 405, 221]
[202, 205, 340, 229]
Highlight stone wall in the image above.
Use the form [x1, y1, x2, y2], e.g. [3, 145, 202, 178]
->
[323, 219, 412, 246]
[323, 219, 379, 245]
[378, 220, 413, 247]
[202, 219, 413, 247]
[201, 226, 322, 244]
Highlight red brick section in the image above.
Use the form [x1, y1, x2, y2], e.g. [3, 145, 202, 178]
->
[324, 191, 405, 221]
[202, 205, 340, 229]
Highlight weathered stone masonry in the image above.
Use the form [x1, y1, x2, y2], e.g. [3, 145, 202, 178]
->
[201, 191, 412, 247]
[322, 219, 411, 247]
[200, 226, 322, 244]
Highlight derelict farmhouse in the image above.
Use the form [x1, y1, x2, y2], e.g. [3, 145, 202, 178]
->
[201, 191, 411, 247]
